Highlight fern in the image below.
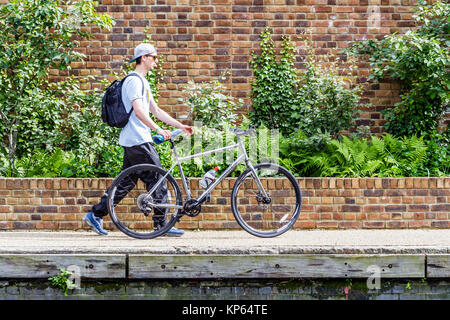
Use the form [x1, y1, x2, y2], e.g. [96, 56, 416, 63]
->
[371, 136, 387, 159]
[305, 153, 331, 176]
[403, 135, 427, 163]
[279, 130, 440, 177]
[384, 134, 403, 157]
[363, 160, 383, 176]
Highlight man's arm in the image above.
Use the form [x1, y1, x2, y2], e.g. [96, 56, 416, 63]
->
[149, 99, 193, 135]
[132, 99, 171, 139]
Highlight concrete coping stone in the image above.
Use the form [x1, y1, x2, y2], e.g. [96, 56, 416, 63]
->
[0, 230, 449, 255]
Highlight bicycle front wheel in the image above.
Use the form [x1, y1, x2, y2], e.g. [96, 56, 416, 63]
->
[107, 164, 182, 239]
[231, 163, 302, 238]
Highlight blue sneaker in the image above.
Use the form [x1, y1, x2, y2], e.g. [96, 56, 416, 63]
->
[164, 226, 185, 237]
[82, 211, 108, 236]
[154, 221, 184, 237]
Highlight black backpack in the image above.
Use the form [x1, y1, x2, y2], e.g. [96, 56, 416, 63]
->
[101, 73, 145, 128]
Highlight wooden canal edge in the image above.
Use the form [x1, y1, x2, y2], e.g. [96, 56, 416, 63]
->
[0, 254, 448, 279]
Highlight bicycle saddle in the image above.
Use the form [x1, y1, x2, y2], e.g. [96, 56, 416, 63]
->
[230, 125, 256, 137]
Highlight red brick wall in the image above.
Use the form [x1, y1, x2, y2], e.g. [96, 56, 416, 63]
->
[0, 177, 448, 231]
[54, 0, 437, 134]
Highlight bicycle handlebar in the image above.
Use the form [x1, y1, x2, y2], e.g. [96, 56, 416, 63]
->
[152, 129, 182, 145]
[153, 125, 256, 145]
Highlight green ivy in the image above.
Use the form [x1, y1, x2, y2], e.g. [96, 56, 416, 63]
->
[249, 28, 363, 137]
[249, 28, 299, 135]
[345, 0, 449, 137]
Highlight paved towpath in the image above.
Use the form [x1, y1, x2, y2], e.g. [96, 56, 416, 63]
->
[0, 229, 449, 254]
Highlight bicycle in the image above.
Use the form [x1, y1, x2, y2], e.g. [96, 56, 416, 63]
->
[106, 125, 302, 239]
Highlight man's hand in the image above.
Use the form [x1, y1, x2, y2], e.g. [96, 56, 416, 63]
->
[180, 124, 194, 136]
[157, 128, 172, 140]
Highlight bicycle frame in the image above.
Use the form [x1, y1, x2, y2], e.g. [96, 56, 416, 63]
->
[145, 134, 269, 210]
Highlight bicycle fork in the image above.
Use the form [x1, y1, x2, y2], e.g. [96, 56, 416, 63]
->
[237, 136, 270, 200]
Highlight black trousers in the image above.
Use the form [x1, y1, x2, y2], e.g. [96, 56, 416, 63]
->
[92, 142, 167, 225]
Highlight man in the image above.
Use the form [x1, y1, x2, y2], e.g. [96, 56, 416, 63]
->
[83, 43, 193, 236]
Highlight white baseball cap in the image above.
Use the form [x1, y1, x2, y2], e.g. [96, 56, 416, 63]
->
[129, 43, 157, 63]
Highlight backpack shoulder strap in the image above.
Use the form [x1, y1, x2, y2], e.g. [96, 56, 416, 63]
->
[125, 72, 145, 96]
[122, 72, 146, 117]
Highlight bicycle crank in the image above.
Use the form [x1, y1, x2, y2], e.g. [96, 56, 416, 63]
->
[183, 199, 202, 217]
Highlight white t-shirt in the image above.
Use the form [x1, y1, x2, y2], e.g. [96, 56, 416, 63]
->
[119, 72, 154, 147]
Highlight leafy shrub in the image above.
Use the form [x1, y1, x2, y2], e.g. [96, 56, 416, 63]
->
[421, 129, 450, 176]
[4, 127, 447, 178]
[92, 145, 124, 178]
[0, 0, 113, 175]
[297, 52, 363, 137]
[1, 128, 251, 178]
[180, 73, 241, 129]
[249, 28, 363, 137]
[61, 77, 120, 162]
[173, 74, 249, 177]
[0, 146, 123, 178]
[345, 0, 449, 137]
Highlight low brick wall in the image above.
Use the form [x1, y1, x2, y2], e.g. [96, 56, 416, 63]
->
[0, 177, 449, 231]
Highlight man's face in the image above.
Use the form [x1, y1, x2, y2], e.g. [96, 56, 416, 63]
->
[143, 54, 158, 70]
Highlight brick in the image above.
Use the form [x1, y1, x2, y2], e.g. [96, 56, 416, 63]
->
[60, 206, 81, 213]
[37, 206, 58, 213]
[408, 205, 429, 212]
[364, 205, 384, 213]
[431, 204, 450, 212]
[13, 206, 35, 213]
[364, 190, 384, 197]
[363, 221, 385, 229]
[408, 221, 431, 228]
[339, 222, 362, 229]
[431, 221, 450, 228]
[341, 205, 361, 212]
[386, 221, 407, 229]
[385, 190, 405, 197]
[12, 222, 34, 229]
[385, 205, 407, 212]
[316, 222, 338, 229]
[0, 222, 12, 230]
[151, 6, 171, 12]
[430, 189, 449, 196]
[0, 206, 11, 213]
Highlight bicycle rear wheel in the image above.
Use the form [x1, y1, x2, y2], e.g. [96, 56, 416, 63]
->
[231, 163, 302, 238]
[107, 164, 182, 239]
